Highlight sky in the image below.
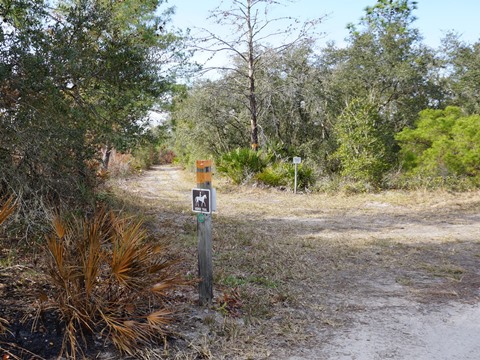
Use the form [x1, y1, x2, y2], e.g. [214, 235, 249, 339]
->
[151, 0, 480, 120]
[168, 0, 480, 49]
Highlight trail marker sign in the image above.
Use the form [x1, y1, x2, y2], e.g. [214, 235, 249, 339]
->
[192, 188, 211, 213]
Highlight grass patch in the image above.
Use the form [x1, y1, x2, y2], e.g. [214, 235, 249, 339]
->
[219, 274, 279, 289]
[421, 263, 465, 281]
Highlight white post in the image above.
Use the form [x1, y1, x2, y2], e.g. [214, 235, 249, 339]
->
[293, 157, 301, 194]
[294, 163, 298, 194]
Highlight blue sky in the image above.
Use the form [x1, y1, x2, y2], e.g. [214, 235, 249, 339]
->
[168, 0, 480, 48]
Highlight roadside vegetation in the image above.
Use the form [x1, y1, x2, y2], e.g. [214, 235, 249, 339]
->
[1, 0, 480, 358]
[173, 0, 480, 193]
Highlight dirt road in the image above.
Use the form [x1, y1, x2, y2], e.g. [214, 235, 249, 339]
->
[114, 165, 480, 359]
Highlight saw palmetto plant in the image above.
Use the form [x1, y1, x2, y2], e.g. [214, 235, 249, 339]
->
[0, 196, 16, 227]
[44, 209, 182, 358]
[0, 196, 16, 335]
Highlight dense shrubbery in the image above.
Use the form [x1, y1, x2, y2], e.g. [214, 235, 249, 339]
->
[257, 162, 316, 190]
[216, 148, 316, 190]
[396, 107, 480, 184]
[0, 0, 184, 234]
[331, 98, 394, 187]
[216, 148, 271, 184]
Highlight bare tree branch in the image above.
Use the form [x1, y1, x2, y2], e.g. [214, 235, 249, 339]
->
[190, 0, 325, 150]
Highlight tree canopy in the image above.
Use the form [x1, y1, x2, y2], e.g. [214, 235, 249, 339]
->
[0, 0, 187, 222]
[172, 0, 480, 190]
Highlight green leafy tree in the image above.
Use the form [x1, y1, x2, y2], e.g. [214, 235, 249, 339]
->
[396, 106, 480, 180]
[193, 0, 323, 150]
[315, 0, 437, 133]
[254, 44, 333, 160]
[0, 0, 186, 227]
[441, 33, 480, 114]
[172, 78, 251, 165]
[53, 0, 185, 169]
[173, 42, 331, 167]
[332, 97, 393, 186]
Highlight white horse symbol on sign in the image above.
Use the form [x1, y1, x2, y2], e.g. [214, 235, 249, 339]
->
[195, 193, 207, 207]
[192, 188, 211, 213]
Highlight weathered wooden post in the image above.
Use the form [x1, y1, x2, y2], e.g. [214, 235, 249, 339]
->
[194, 160, 213, 305]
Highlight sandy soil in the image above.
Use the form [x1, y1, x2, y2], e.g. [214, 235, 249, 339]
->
[114, 165, 480, 359]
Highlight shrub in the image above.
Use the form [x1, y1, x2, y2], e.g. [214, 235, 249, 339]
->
[43, 209, 182, 358]
[256, 164, 288, 187]
[287, 162, 316, 190]
[158, 148, 176, 165]
[256, 161, 316, 190]
[131, 144, 159, 171]
[396, 106, 480, 183]
[332, 98, 394, 187]
[216, 148, 271, 184]
[0, 196, 16, 335]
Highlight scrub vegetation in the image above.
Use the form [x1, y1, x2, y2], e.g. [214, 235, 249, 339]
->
[1, 0, 480, 358]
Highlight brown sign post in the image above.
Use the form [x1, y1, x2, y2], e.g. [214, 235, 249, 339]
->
[196, 160, 213, 305]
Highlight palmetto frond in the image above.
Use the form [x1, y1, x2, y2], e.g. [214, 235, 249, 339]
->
[42, 209, 183, 358]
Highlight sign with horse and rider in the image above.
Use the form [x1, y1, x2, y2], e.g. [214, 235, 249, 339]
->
[192, 188, 211, 213]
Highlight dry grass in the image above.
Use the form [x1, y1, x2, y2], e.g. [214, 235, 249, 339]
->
[106, 166, 480, 358]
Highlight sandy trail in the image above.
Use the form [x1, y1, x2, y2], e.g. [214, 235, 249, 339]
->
[116, 165, 480, 359]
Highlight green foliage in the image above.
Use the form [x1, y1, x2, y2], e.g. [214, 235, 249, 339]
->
[44, 209, 181, 358]
[256, 162, 316, 190]
[396, 106, 480, 182]
[131, 145, 159, 171]
[0, 0, 186, 230]
[216, 148, 271, 184]
[172, 80, 250, 166]
[332, 98, 393, 186]
[129, 125, 173, 171]
[287, 163, 316, 190]
[256, 163, 288, 187]
[441, 34, 480, 114]
[361, 0, 418, 29]
[319, 0, 436, 150]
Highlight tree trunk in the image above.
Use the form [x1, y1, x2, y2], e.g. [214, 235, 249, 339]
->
[101, 144, 112, 170]
[247, 0, 259, 151]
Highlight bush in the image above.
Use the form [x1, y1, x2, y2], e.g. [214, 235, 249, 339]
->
[256, 164, 288, 187]
[131, 144, 159, 171]
[396, 106, 480, 183]
[216, 148, 271, 184]
[256, 161, 316, 190]
[332, 98, 394, 187]
[43, 209, 182, 358]
[287, 162, 316, 190]
[158, 147, 176, 165]
[0, 196, 16, 335]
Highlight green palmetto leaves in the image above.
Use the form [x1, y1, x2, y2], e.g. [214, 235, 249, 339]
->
[44, 209, 182, 358]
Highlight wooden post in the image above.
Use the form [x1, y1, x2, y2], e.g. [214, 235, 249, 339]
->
[196, 160, 213, 305]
